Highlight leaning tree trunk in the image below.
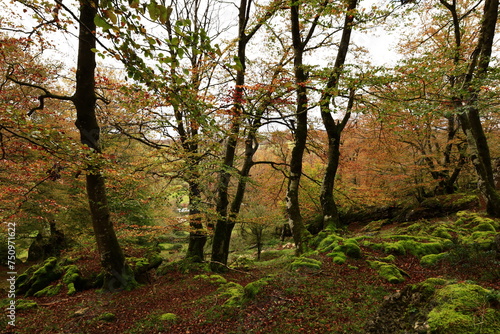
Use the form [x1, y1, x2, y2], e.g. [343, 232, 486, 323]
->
[74, 0, 134, 290]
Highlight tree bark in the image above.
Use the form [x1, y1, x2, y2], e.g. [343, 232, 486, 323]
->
[186, 181, 206, 262]
[210, 0, 249, 271]
[74, 0, 134, 290]
[210, 0, 274, 270]
[286, 2, 310, 255]
[318, 0, 357, 231]
[456, 0, 500, 216]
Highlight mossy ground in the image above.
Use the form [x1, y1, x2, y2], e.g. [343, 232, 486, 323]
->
[4, 211, 500, 333]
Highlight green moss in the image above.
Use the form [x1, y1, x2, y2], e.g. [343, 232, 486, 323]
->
[244, 277, 271, 299]
[433, 226, 453, 239]
[317, 234, 344, 252]
[17, 257, 63, 296]
[420, 252, 448, 266]
[382, 241, 406, 255]
[427, 283, 500, 333]
[379, 255, 396, 263]
[217, 282, 245, 307]
[128, 257, 151, 273]
[194, 274, 227, 285]
[231, 256, 254, 270]
[33, 283, 62, 297]
[376, 238, 447, 258]
[462, 231, 498, 250]
[62, 265, 81, 296]
[418, 277, 449, 296]
[16, 299, 38, 310]
[473, 222, 496, 232]
[327, 251, 347, 265]
[310, 231, 329, 248]
[455, 211, 499, 231]
[96, 312, 116, 322]
[158, 313, 177, 322]
[361, 219, 389, 232]
[368, 260, 406, 284]
[290, 257, 322, 271]
[333, 239, 362, 258]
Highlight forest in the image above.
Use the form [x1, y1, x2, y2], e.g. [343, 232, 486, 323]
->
[1, 0, 500, 332]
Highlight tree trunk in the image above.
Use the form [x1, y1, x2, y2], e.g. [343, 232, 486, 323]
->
[210, 0, 269, 271]
[186, 181, 206, 262]
[286, 3, 310, 255]
[457, 0, 500, 216]
[318, 0, 357, 231]
[319, 114, 349, 231]
[74, 0, 134, 290]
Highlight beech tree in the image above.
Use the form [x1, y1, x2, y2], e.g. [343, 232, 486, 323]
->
[7, 0, 135, 289]
[384, 0, 500, 213]
[446, 0, 500, 216]
[318, 0, 358, 231]
[210, 0, 281, 270]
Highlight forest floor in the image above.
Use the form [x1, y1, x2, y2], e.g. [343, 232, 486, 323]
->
[3, 214, 500, 333]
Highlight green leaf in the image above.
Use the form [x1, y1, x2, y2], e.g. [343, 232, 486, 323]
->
[104, 10, 117, 25]
[94, 15, 112, 31]
[158, 5, 172, 24]
[129, 0, 140, 8]
[147, 1, 159, 21]
[233, 56, 243, 72]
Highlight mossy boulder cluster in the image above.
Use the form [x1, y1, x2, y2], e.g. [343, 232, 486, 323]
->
[314, 233, 362, 265]
[16, 257, 63, 296]
[367, 260, 408, 284]
[195, 274, 272, 308]
[16, 258, 91, 297]
[367, 278, 500, 333]
[312, 210, 499, 283]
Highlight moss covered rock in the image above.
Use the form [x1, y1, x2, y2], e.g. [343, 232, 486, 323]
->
[63, 265, 83, 296]
[462, 231, 499, 250]
[217, 282, 245, 307]
[33, 283, 62, 297]
[194, 274, 227, 285]
[327, 251, 347, 265]
[368, 260, 407, 284]
[334, 238, 362, 258]
[420, 252, 448, 266]
[427, 283, 500, 333]
[370, 237, 451, 259]
[367, 278, 500, 334]
[243, 277, 271, 300]
[317, 234, 344, 252]
[290, 257, 322, 271]
[17, 257, 63, 296]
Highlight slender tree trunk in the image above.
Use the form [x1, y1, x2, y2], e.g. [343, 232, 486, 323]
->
[210, 58, 244, 271]
[318, 0, 357, 231]
[286, 3, 309, 255]
[74, 0, 134, 290]
[320, 110, 351, 230]
[211, 0, 273, 270]
[186, 181, 206, 262]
